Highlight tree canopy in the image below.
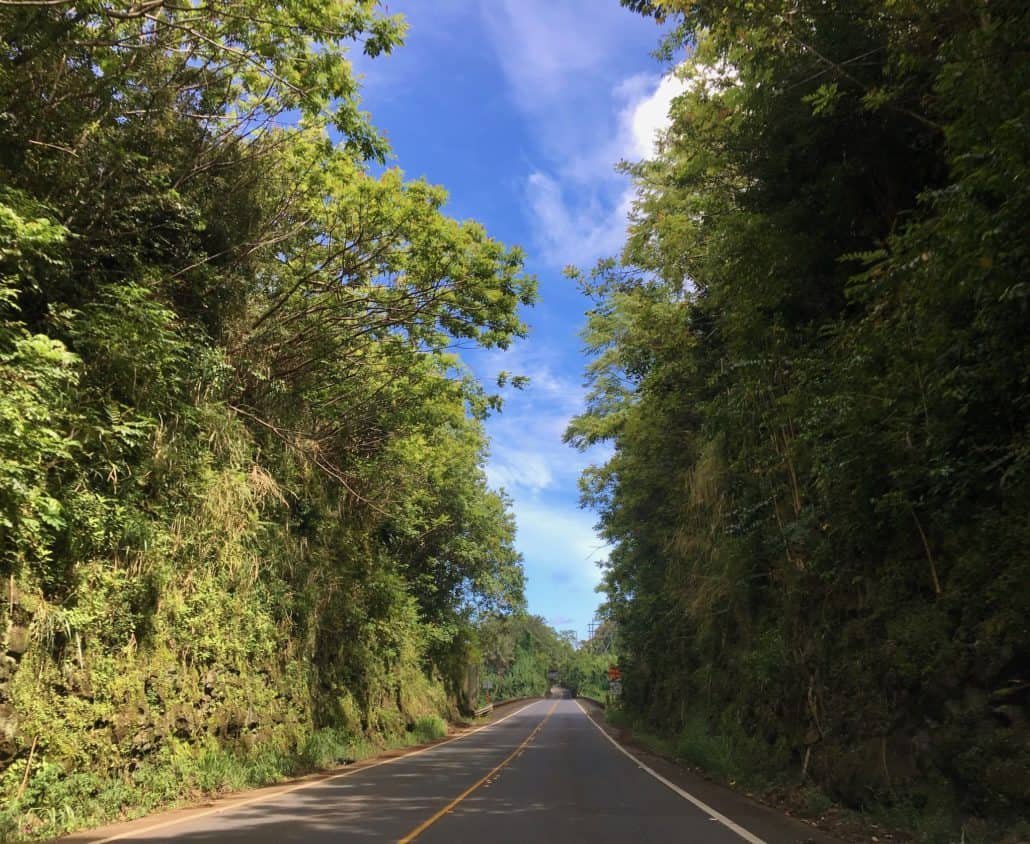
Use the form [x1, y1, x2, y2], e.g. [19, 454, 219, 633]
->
[0, 2, 534, 838]
[570, 0, 1028, 836]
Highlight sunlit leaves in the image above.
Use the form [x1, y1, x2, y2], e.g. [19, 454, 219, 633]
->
[0, 1, 534, 805]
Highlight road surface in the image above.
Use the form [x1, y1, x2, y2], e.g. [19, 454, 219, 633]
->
[70, 699, 838, 843]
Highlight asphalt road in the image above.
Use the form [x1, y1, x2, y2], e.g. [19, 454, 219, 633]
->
[76, 699, 837, 843]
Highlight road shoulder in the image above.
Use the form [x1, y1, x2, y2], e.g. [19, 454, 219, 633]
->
[575, 698, 845, 844]
[55, 698, 541, 843]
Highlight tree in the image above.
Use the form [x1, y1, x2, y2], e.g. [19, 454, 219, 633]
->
[0, 3, 538, 837]
[571, 0, 1029, 832]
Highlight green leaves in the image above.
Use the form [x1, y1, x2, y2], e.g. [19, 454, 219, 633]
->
[803, 82, 841, 116]
[581, 0, 1030, 827]
[0, 332, 80, 573]
[0, 191, 67, 317]
[0, 4, 532, 830]
[5, 0, 403, 159]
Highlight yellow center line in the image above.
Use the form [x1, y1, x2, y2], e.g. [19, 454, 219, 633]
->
[93, 701, 541, 843]
[397, 700, 559, 843]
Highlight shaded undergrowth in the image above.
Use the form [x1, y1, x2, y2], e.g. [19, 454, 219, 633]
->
[604, 707, 1027, 844]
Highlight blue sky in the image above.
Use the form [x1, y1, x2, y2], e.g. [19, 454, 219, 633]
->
[352, 1, 684, 640]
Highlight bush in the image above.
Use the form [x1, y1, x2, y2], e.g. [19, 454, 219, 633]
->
[412, 715, 447, 743]
[301, 728, 355, 769]
[675, 715, 735, 779]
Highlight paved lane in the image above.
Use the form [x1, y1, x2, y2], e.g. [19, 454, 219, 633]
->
[85, 698, 831, 843]
[413, 699, 749, 844]
[119, 701, 556, 843]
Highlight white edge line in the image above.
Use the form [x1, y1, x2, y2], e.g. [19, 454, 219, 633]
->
[94, 700, 545, 842]
[575, 700, 766, 844]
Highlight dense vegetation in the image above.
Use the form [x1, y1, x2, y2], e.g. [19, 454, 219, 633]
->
[476, 613, 612, 703]
[0, 2, 536, 839]
[569, 0, 1028, 838]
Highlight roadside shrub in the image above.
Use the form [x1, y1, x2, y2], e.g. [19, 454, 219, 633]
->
[412, 715, 447, 743]
[302, 728, 354, 768]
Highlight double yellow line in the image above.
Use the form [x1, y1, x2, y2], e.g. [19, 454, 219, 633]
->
[397, 701, 559, 843]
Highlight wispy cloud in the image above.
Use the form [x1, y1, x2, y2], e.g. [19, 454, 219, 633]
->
[479, 342, 589, 497]
[478, 0, 686, 269]
[478, 0, 632, 151]
[477, 343, 613, 623]
[527, 69, 687, 269]
[514, 499, 609, 588]
[524, 171, 631, 267]
[486, 450, 553, 494]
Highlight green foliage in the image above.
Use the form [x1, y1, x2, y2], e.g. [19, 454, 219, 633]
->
[477, 614, 572, 701]
[673, 715, 737, 779]
[478, 615, 564, 699]
[412, 715, 448, 743]
[0, 332, 79, 574]
[474, 614, 616, 704]
[572, 0, 1030, 837]
[301, 728, 356, 768]
[563, 650, 611, 701]
[0, 193, 79, 576]
[0, 3, 533, 839]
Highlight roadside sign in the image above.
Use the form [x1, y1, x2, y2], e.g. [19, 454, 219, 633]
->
[609, 680, 622, 697]
[607, 665, 621, 681]
[481, 679, 494, 690]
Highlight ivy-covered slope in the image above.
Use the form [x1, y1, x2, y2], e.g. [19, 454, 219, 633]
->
[569, 1, 1029, 839]
[0, 4, 533, 839]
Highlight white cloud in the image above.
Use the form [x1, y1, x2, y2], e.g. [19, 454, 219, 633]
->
[486, 450, 553, 494]
[485, 401, 587, 497]
[478, 0, 634, 151]
[525, 171, 630, 267]
[480, 343, 584, 414]
[356, 0, 692, 270]
[479, 1, 602, 106]
[513, 498, 609, 587]
[626, 72, 689, 160]
[380, 0, 682, 271]
[519, 70, 687, 268]
[473, 343, 613, 547]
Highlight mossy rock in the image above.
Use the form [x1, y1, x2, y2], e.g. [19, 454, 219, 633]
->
[0, 702, 19, 759]
[0, 655, 16, 682]
[163, 703, 198, 740]
[5, 626, 30, 656]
